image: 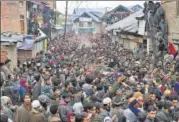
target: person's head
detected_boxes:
[28,69,33,75]
[34,74,41,82]
[103,97,112,111]
[50,104,59,115]
[149,92,156,102]
[0,114,8,122]
[146,105,157,119]
[67,112,76,122]
[23,94,31,105]
[84,102,96,115]
[65,82,70,91]
[31,100,41,112]
[53,86,61,97]
[129,99,140,108]
[137,96,144,107]
[62,93,71,103]
[156,101,164,110]
[172,96,179,107]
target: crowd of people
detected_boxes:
[1,32,179,122]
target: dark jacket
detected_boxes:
[59,100,72,122]
[155,110,170,122]
[32,82,41,100]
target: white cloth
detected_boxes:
[73,102,83,114]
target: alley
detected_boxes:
[1,1,179,122]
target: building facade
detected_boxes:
[162,1,179,48]
[73,12,102,34]
[1,1,27,34]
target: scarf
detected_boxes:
[129,101,141,117]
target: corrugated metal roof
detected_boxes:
[67,14,80,21]
[91,12,104,18]
[73,8,106,15]
[86,12,101,22]
[17,29,47,50]
[127,5,143,13]
[106,10,144,34]
[74,12,102,23]
[1,33,24,43]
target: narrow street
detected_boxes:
[1,1,179,122]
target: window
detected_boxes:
[20,20,25,34]
[177,1,179,16]
[19,1,23,6]
[20,15,24,19]
[20,15,25,34]
[88,22,92,27]
[79,22,84,27]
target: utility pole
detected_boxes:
[54,0,57,25]
[64,0,68,41]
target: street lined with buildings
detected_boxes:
[1,1,179,122]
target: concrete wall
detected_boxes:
[113,33,143,50]
[32,41,44,57]
[162,1,179,48]
[94,22,102,34]
[1,44,17,70]
[17,50,32,63]
[73,21,102,34]
[46,1,55,9]
[1,1,27,34]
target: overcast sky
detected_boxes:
[56,1,145,14]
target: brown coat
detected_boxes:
[15,105,30,122]
[29,111,47,122]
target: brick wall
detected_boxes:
[1,45,17,70]
[17,50,32,63]
[162,1,179,39]
[47,1,55,9]
[1,1,27,34]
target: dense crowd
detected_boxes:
[1,32,179,122]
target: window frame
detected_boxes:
[88,22,92,27]
[19,1,24,6]
[177,1,179,17]
[79,22,84,27]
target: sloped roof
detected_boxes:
[127,4,143,13]
[73,8,106,15]
[74,12,102,23]
[106,10,144,34]
[1,33,24,44]
[102,5,132,21]
[91,12,104,18]
[112,5,132,13]
[17,29,47,50]
[67,14,80,21]
[87,12,101,22]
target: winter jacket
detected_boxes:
[29,110,47,122]
[41,84,53,98]
[155,110,170,122]
[15,105,30,122]
[123,108,138,122]
[59,100,72,122]
[144,118,155,122]
[32,82,41,100]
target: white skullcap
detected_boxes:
[32,100,40,109]
[103,97,112,105]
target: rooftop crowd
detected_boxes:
[1,32,179,122]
